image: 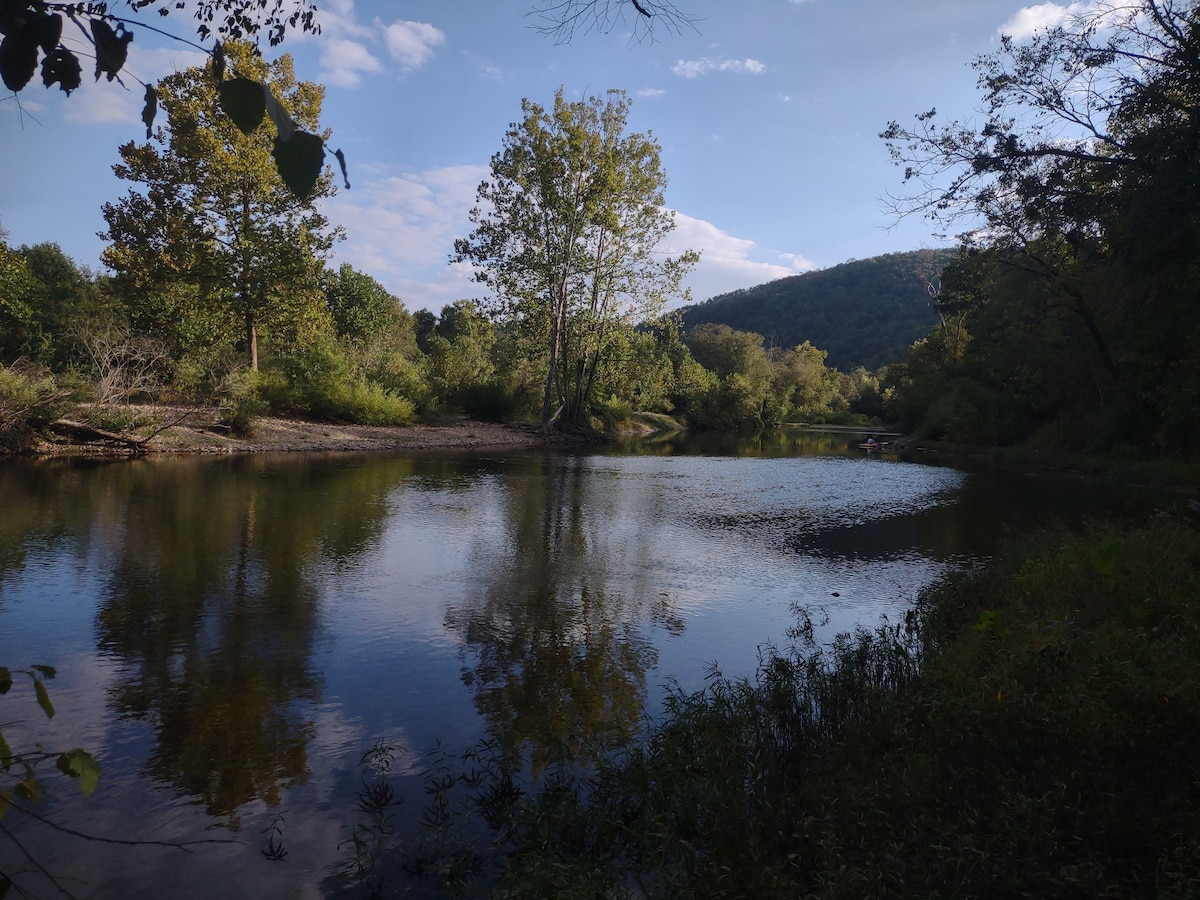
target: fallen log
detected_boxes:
[47,419,147,454]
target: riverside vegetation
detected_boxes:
[322,514,1200,898]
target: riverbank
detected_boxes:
[21,405,553,456]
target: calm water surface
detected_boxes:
[0,431,1155,897]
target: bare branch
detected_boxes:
[527,0,700,45]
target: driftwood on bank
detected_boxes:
[47,419,148,454]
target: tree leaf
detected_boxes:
[334,148,350,189]
[0,789,11,821]
[211,40,225,84]
[0,31,39,93]
[219,77,266,134]
[0,730,12,771]
[14,773,44,803]
[90,19,133,83]
[32,676,55,719]
[264,88,295,141]
[33,12,63,54]
[0,667,10,694]
[41,46,82,94]
[142,83,158,138]
[57,749,102,798]
[272,131,325,200]
[30,665,56,679]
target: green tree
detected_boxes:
[0,240,111,368]
[453,88,698,428]
[882,0,1200,451]
[421,301,498,410]
[101,43,341,371]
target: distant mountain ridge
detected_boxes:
[680,248,955,371]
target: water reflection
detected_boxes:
[2,455,421,817]
[0,440,1165,898]
[446,456,674,774]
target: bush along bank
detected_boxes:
[353,514,1200,898]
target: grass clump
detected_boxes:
[378,514,1200,897]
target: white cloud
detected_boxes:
[638,87,666,98]
[672,57,766,79]
[320,38,383,88]
[999,2,1093,39]
[322,178,817,312]
[320,164,487,311]
[381,20,447,70]
[664,212,817,303]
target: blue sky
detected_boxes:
[1,0,1081,312]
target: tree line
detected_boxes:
[1,44,877,451]
[881,0,1200,456]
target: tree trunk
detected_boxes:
[246,311,258,371]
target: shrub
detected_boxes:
[0,362,68,451]
[218,368,268,437]
[591,394,633,431]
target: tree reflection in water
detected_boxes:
[94,455,401,817]
[446,454,681,776]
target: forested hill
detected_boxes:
[679,248,954,371]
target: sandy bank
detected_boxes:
[23,406,551,456]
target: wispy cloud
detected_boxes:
[664,212,817,303]
[672,57,766,79]
[637,87,666,97]
[308,3,446,85]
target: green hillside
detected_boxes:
[679,249,953,371]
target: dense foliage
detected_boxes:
[883,0,1200,455]
[680,249,949,372]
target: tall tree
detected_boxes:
[881,0,1200,451]
[101,43,341,370]
[454,88,697,428]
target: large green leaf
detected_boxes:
[142,84,158,138]
[41,46,82,94]
[0,31,38,92]
[219,77,266,135]
[90,19,132,83]
[0,667,10,694]
[57,749,101,799]
[32,676,54,719]
[0,730,11,771]
[273,131,325,200]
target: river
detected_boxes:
[0,430,1155,897]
